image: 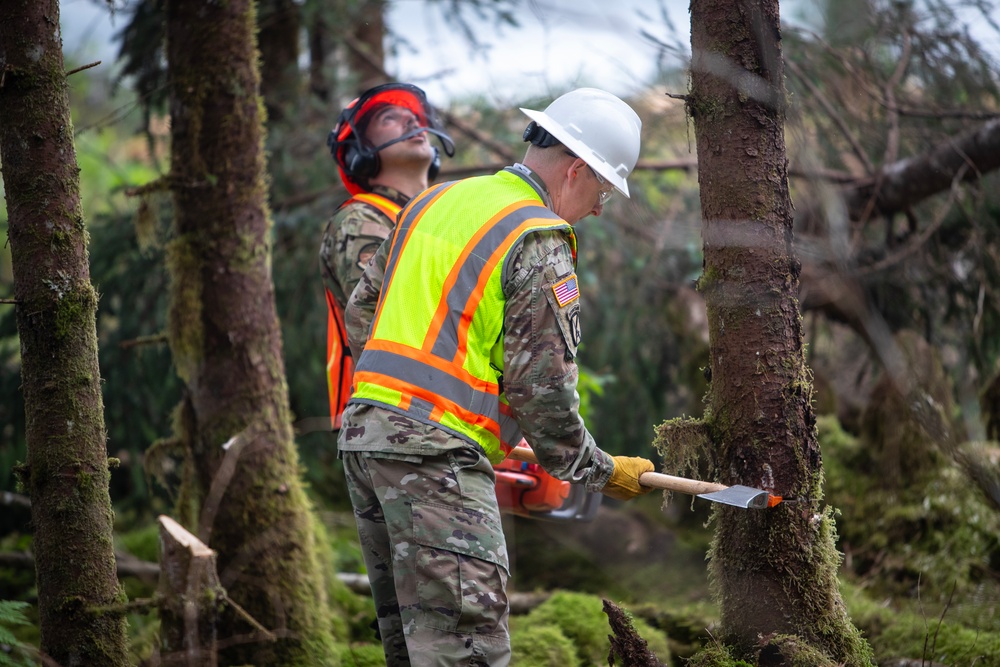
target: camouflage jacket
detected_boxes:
[319,185,410,310]
[339,166,615,493]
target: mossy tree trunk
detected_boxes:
[257,0,301,123]
[163,1,335,664]
[0,2,130,665]
[688,1,872,665]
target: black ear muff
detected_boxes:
[427,146,441,182]
[327,129,339,160]
[342,141,380,181]
[523,120,561,148]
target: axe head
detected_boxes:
[697,485,771,509]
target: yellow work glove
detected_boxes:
[603,456,656,501]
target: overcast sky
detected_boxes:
[59,0,998,106]
[58,0,691,104]
[383,0,689,103]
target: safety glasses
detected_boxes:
[564,149,615,206]
[587,166,615,205]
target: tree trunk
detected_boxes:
[689,1,872,665]
[0,2,130,665]
[257,0,301,123]
[163,0,335,664]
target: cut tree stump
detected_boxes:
[156,515,224,667]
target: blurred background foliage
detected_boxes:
[3,0,1000,663]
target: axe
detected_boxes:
[505,446,798,509]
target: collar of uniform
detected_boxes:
[503,163,553,209]
[368,184,411,207]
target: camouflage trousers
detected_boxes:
[342,448,511,667]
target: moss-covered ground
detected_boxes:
[3,411,999,666]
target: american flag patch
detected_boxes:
[552,274,580,307]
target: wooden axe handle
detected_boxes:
[504,446,728,495]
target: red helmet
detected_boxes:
[327,82,454,195]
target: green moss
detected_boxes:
[653,416,713,488]
[164,234,204,383]
[53,285,96,340]
[523,591,670,667]
[685,643,754,667]
[126,612,159,666]
[687,91,728,124]
[633,601,718,661]
[763,634,842,667]
[511,624,580,666]
[331,642,382,667]
[820,415,1000,606]
[116,523,160,563]
[842,582,1000,666]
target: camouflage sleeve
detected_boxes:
[319,203,394,309]
[344,233,391,360]
[502,230,615,493]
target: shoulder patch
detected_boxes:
[359,220,392,239]
[551,274,580,307]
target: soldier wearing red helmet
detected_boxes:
[320,83,454,429]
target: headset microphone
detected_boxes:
[370,126,456,157]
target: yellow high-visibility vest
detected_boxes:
[350,170,576,463]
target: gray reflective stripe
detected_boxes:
[429,204,563,359]
[499,412,522,447]
[355,348,501,422]
[408,396,437,422]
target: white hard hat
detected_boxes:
[521,88,641,198]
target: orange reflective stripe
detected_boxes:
[325,288,355,429]
[349,192,402,219]
[353,369,503,440]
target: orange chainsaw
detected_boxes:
[493,440,601,522]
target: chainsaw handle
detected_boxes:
[504,446,728,495]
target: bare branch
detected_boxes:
[66,61,101,77]
[2,491,31,508]
[119,333,169,350]
[844,118,1000,220]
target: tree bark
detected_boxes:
[163,0,335,664]
[689,1,872,665]
[0,1,130,665]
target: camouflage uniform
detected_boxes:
[319,184,410,310]
[339,165,614,666]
